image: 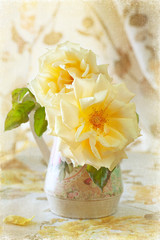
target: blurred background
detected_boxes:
[0,0,160,159]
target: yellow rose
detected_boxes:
[29,42,111,106]
[46,74,140,171]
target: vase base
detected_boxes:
[46,193,121,219]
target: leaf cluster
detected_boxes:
[5,88,47,137]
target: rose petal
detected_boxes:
[115,83,135,103]
[109,117,139,141]
[55,116,76,142]
[98,64,112,82]
[111,102,136,118]
[75,124,93,142]
[107,126,128,146]
[86,50,98,73]
[60,99,79,129]
[76,129,93,142]
[82,64,90,77]
[73,141,98,166]
[79,97,95,110]
[106,100,125,115]
[94,74,110,93]
[100,150,127,171]
[97,135,121,149]
[58,139,74,160]
[73,77,96,100]
[3,215,35,226]
[89,137,101,159]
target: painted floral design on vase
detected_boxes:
[44,137,123,219]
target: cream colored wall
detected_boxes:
[0,0,159,156]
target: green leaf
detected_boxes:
[12,88,35,107]
[34,107,48,137]
[4,87,48,136]
[58,161,74,181]
[65,162,73,174]
[136,112,139,123]
[5,87,36,131]
[86,165,110,191]
[5,101,35,131]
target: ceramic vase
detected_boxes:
[44,138,123,219]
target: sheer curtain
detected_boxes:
[0,0,159,156]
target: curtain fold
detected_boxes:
[0,0,159,155]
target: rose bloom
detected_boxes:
[29,42,111,106]
[45,74,140,171]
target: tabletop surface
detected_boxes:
[0,147,160,240]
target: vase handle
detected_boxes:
[29,111,50,164]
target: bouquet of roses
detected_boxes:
[5,42,140,190]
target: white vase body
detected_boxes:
[44,137,123,219]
